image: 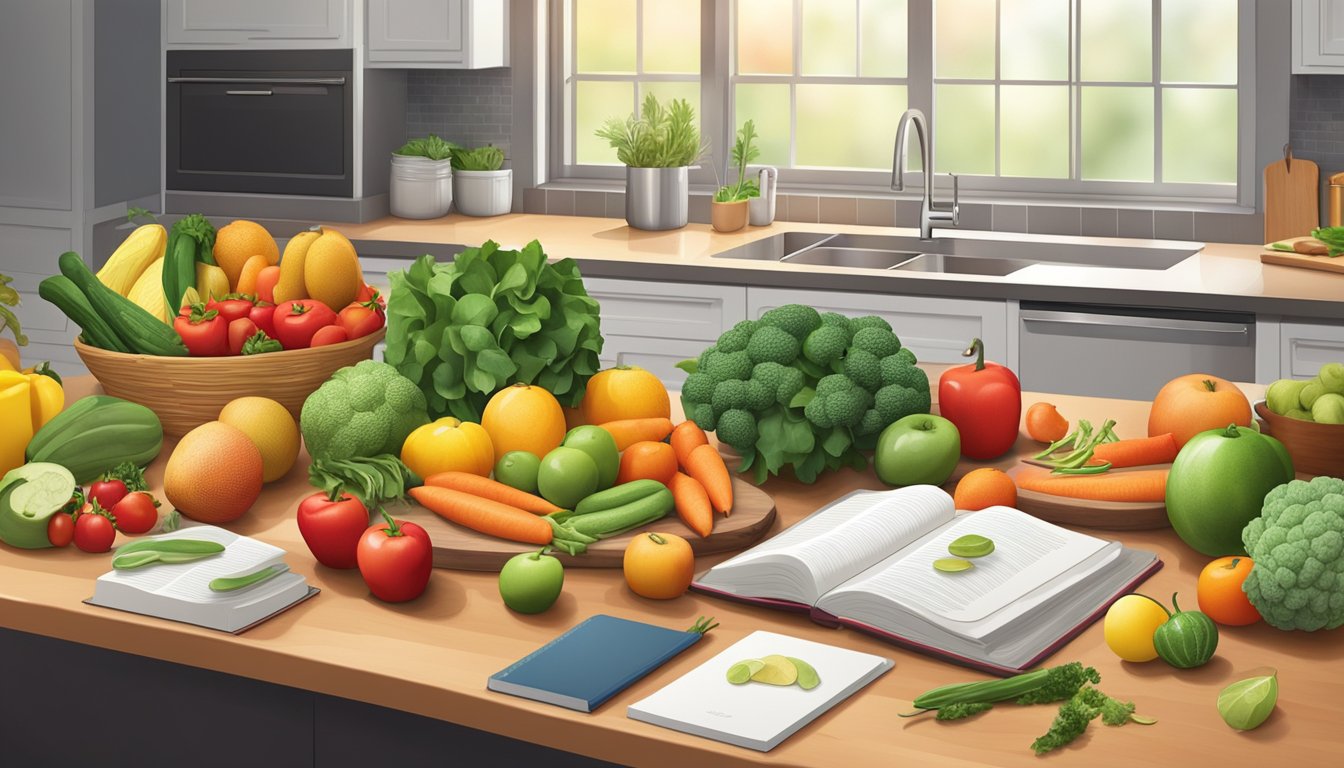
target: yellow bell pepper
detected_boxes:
[25,372,63,430]
[401,417,496,479]
[0,371,34,476]
[0,339,18,371]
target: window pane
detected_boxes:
[576,81,634,165]
[796,84,907,169]
[860,0,907,77]
[1080,0,1151,82]
[644,0,700,74]
[1163,88,1236,183]
[935,0,996,80]
[639,81,701,130]
[1001,85,1069,178]
[1001,0,1069,81]
[934,84,995,175]
[734,84,791,166]
[737,0,794,74]
[801,0,856,76]
[1081,86,1154,181]
[575,0,635,74]
[1162,0,1237,84]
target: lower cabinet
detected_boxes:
[1280,320,1344,379]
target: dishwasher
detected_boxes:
[1017,302,1256,401]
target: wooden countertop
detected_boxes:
[2,376,1340,768]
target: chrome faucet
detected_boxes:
[891,108,959,240]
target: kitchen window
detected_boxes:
[550,0,1255,208]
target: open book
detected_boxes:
[692,485,1160,675]
[88,526,317,634]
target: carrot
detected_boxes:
[685,443,733,515]
[1015,468,1169,503]
[668,472,714,538]
[254,265,281,304]
[598,417,674,451]
[423,471,563,515]
[670,421,709,467]
[408,485,552,545]
[1091,433,1179,468]
[234,254,269,296]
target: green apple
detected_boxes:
[494,451,541,494]
[1320,362,1344,394]
[498,548,565,614]
[1300,378,1326,409]
[1285,408,1315,422]
[536,446,599,509]
[562,425,620,490]
[1265,379,1309,416]
[873,414,961,487]
[1311,392,1344,424]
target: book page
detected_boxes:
[97,526,287,604]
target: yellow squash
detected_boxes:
[127,257,170,322]
[97,223,167,296]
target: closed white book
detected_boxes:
[627,630,892,752]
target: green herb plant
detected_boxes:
[308,454,422,511]
[713,120,761,203]
[126,207,158,224]
[0,272,26,347]
[1309,226,1344,256]
[594,93,706,168]
[451,145,506,171]
[395,134,459,161]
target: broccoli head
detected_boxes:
[744,379,775,411]
[848,315,892,335]
[805,375,869,429]
[712,378,748,415]
[819,311,854,339]
[301,360,429,461]
[715,325,752,354]
[895,347,918,366]
[843,348,882,392]
[851,326,902,359]
[1242,476,1344,631]
[704,349,752,384]
[760,304,822,340]
[802,325,850,367]
[681,372,715,405]
[747,324,802,365]
[875,383,931,423]
[880,354,929,391]
[716,408,759,450]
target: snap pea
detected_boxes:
[209,565,286,593]
[111,551,162,570]
[572,480,666,517]
[563,487,673,539]
[113,538,225,557]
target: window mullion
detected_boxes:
[1071,0,1081,182]
[1153,0,1163,184]
[907,0,934,178]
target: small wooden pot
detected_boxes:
[1255,401,1344,478]
[711,199,749,233]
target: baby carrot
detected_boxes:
[423,471,563,515]
[685,443,733,515]
[670,421,709,467]
[668,472,714,538]
[1015,468,1169,503]
[408,485,552,545]
[598,417,674,451]
[1091,433,1179,468]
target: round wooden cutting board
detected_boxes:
[1008,464,1171,531]
[398,477,777,571]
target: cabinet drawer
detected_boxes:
[585,278,747,342]
[166,0,351,47]
[1281,321,1344,379]
[598,336,708,389]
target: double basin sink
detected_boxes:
[710,232,1202,276]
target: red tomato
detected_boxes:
[111,492,160,535]
[339,302,385,339]
[249,301,277,338]
[174,303,229,357]
[310,324,348,347]
[228,317,259,356]
[273,300,338,350]
[356,513,432,602]
[47,513,74,547]
[88,479,128,511]
[207,296,255,324]
[355,283,385,310]
[296,492,369,569]
[74,510,116,553]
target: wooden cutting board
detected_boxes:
[1260,237,1344,275]
[1263,149,1319,243]
[1007,464,1170,531]
[400,477,777,571]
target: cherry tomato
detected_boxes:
[339,302,385,339]
[227,317,259,356]
[249,300,277,338]
[1197,556,1262,626]
[310,324,348,347]
[174,302,229,357]
[207,296,255,324]
[47,513,74,548]
[296,492,369,569]
[111,492,160,535]
[74,510,116,553]
[356,512,432,602]
[88,479,128,511]
[273,300,338,350]
[355,284,385,310]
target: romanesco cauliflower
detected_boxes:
[1241,476,1344,631]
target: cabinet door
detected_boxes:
[0,222,86,372]
[1294,0,1344,72]
[0,0,72,210]
[166,0,350,47]
[746,287,1008,367]
[367,0,465,64]
[584,278,748,388]
[1280,320,1344,379]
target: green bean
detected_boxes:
[1033,431,1078,460]
[113,538,226,557]
[112,551,162,570]
[1051,462,1113,476]
[209,565,285,593]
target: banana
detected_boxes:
[127,257,169,322]
[97,224,167,296]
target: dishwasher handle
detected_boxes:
[1020,309,1251,346]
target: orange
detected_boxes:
[1148,373,1251,448]
[163,421,264,523]
[581,366,670,425]
[1025,402,1069,443]
[480,384,567,463]
[1197,556,1262,626]
[616,441,678,485]
[623,532,694,600]
[218,396,301,483]
[953,467,1017,511]
[213,220,279,290]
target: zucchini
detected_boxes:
[26,395,164,483]
[162,229,197,316]
[58,251,188,357]
[37,274,130,352]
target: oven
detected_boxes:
[167,49,354,197]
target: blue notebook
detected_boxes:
[488,615,705,712]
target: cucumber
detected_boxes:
[573,479,667,516]
[26,395,164,483]
[58,251,188,356]
[37,274,130,352]
[161,229,197,315]
[565,487,674,538]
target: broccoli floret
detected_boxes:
[704,349,752,384]
[804,396,833,429]
[895,347,917,366]
[716,409,758,450]
[802,325,850,367]
[851,326,902,358]
[1242,476,1344,631]
[716,325,752,354]
[855,408,886,437]
[777,366,805,405]
[744,379,775,411]
[747,325,802,365]
[848,315,892,335]
[874,384,931,423]
[759,304,822,340]
[815,374,853,398]
[301,360,428,461]
[805,375,868,429]
[820,311,853,333]
[688,403,716,432]
[697,344,718,369]
[751,361,785,390]
[681,372,715,405]
[843,348,882,392]
[733,318,759,335]
[880,355,929,391]
[712,379,748,415]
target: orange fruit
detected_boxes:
[235,254,270,297]
[164,421,264,523]
[953,468,1017,511]
[581,366,670,424]
[481,384,567,463]
[623,531,694,600]
[213,220,279,289]
[1025,402,1069,443]
[1197,556,1262,626]
[303,227,364,311]
[218,396,301,483]
[617,441,678,485]
[1148,373,1251,448]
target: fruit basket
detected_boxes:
[1254,400,1344,478]
[75,329,385,438]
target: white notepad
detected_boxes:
[627,630,892,752]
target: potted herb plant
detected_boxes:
[390,134,457,219]
[595,93,706,231]
[451,145,512,217]
[711,120,760,233]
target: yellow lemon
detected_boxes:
[218,397,301,483]
[1104,594,1171,662]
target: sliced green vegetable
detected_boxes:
[1217,672,1277,731]
[308,454,421,510]
[727,659,765,684]
[209,565,286,593]
[787,656,821,690]
[948,534,995,558]
[933,557,974,573]
[113,538,225,557]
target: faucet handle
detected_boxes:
[947,173,960,226]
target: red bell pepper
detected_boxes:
[296,491,369,569]
[273,299,338,350]
[937,338,1021,460]
[173,303,229,357]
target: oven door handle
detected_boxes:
[167,77,347,86]
[225,89,273,96]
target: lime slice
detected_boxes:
[750,655,799,686]
[934,557,974,573]
[786,657,820,690]
[948,534,995,558]
[726,659,765,684]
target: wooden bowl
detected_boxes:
[1254,400,1344,478]
[75,329,385,438]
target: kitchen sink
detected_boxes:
[782,247,923,270]
[891,253,1038,276]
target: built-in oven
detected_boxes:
[167,49,353,197]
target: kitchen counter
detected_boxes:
[314,213,1344,321]
[2,376,1340,767]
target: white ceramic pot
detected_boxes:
[389,154,453,219]
[453,169,513,217]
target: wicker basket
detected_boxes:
[75,329,386,438]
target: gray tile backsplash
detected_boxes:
[1117,209,1155,239]
[992,205,1028,233]
[1027,206,1081,236]
[1154,210,1194,241]
[406,69,513,156]
[1081,208,1119,237]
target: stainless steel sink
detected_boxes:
[892,253,1038,276]
[783,247,923,270]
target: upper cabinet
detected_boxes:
[366,0,506,68]
[165,0,352,48]
[1294,0,1344,73]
